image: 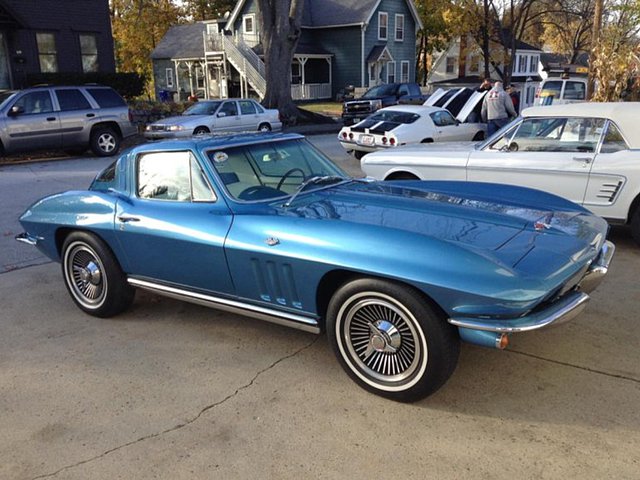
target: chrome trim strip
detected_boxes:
[127,278,320,334]
[448,291,590,333]
[15,232,42,246]
[578,240,615,294]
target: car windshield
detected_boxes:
[362,84,398,98]
[0,90,17,110]
[477,117,522,150]
[368,110,420,124]
[183,101,222,116]
[207,138,348,202]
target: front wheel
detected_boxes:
[258,123,272,132]
[327,278,460,402]
[61,232,135,317]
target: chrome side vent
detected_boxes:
[596,181,623,203]
[251,258,302,309]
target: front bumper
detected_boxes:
[448,240,615,334]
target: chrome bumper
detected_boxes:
[15,232,42,246]
[448,240,615,334]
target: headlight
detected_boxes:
[167,125,185,132]
[145,125,153,131]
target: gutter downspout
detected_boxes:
[361,23,366,88]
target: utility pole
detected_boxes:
[588,0,603,99]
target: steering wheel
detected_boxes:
[276,168,306,190]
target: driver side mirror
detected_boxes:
[217,112,227,118]
[8,105,24,117]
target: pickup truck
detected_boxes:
[342,83,427,125]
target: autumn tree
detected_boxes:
[182,0,236,21]
[414,0,454,84]
[256,0,305,123]
[110,0,184,96]
[540,0,595,63]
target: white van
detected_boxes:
[536,77,588,105]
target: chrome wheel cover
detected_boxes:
[97,133,116,153]
[64,242,107,309]
[336,292,428,391]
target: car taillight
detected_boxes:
[342,132,348,139]
[389,137,396,146]
[348,132,354,140]
[382,137,388,144]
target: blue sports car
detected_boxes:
[16,133,614,401]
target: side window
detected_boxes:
[509,117,604,153]
[430,111,457,127]
[85,88,126,108]
[239,100,257,115]
[600,122,629,154]
[564,81,586,100]
[219,101,238,116]
[539,81,563,102]
[137,151,215,202]
[13,91,54,114]
[55,89,91,111]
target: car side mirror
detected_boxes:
[8,105,24,117]
[217,112,226,118]
[455,119,461,126]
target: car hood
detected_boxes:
[151,115,206,126]
[282,180,607,269]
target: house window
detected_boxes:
[395,14,404,41]
[518,55,527,73]
[243,14,255,34]
[445,57,456,74]
[401,61,410,82]
[196,65,205,89]
[166,68,174,88]
[529,55,538,73]
[36,32,58,73]
[79,34,99,73]
[378,12,388,40]
[469,55,480,74]
[387,61,396,83]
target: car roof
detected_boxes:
[131,132,304,154]
[522,102,640,148]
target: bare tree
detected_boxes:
[257,0,305,123]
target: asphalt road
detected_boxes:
[1,137,639,479]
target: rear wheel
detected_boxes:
[327,278,460,402]
[385,172,419,181]
[472,131,485,141]
[90,127,121,156]
[258,123,272,132]
[61,232,134,317]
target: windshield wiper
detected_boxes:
[283,175,348,208]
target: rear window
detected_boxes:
[85,88,126,108]
[540,81,563,100]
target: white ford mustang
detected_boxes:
[361,102,640,244]
[338,104,487,159]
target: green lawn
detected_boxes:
[299,102,343,117]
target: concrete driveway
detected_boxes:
[0,139,638,479]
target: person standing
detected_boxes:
[481,81,516,136]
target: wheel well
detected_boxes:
[628,193,640,224]
[384,171,419,180]
[315,270,448,330]
[420,138,434,143]
[194,126,210,133]
[91,121,122,138]
[472,131,485,141]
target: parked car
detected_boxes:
[342,82,428,125]
[144,98,281,139]
[16,133,614,402]
[536,77,588,105]
[361,102,640,243]
[0,85,135,157]
[338,105,486,159]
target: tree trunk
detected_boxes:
[258,0,304,124]
[482,0,491,79]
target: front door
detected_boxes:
[3,90,61,152]
[215,100,242,132]
[115,150,235,295]
[467,116,604,206]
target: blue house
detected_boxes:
[150,0,422,101]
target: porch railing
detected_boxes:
[291,83,332,100]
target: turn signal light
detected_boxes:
[497,333,509,350]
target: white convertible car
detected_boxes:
[361,102,640,243]
[338,104,486,159]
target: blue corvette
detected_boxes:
[17,133,614,401]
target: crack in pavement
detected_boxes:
[509,349,640,383]
[31,336,321,480]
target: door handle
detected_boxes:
[117,214,140,223]
[573,156,592,164]
[46,117,56,122]
[86,113,95,118]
